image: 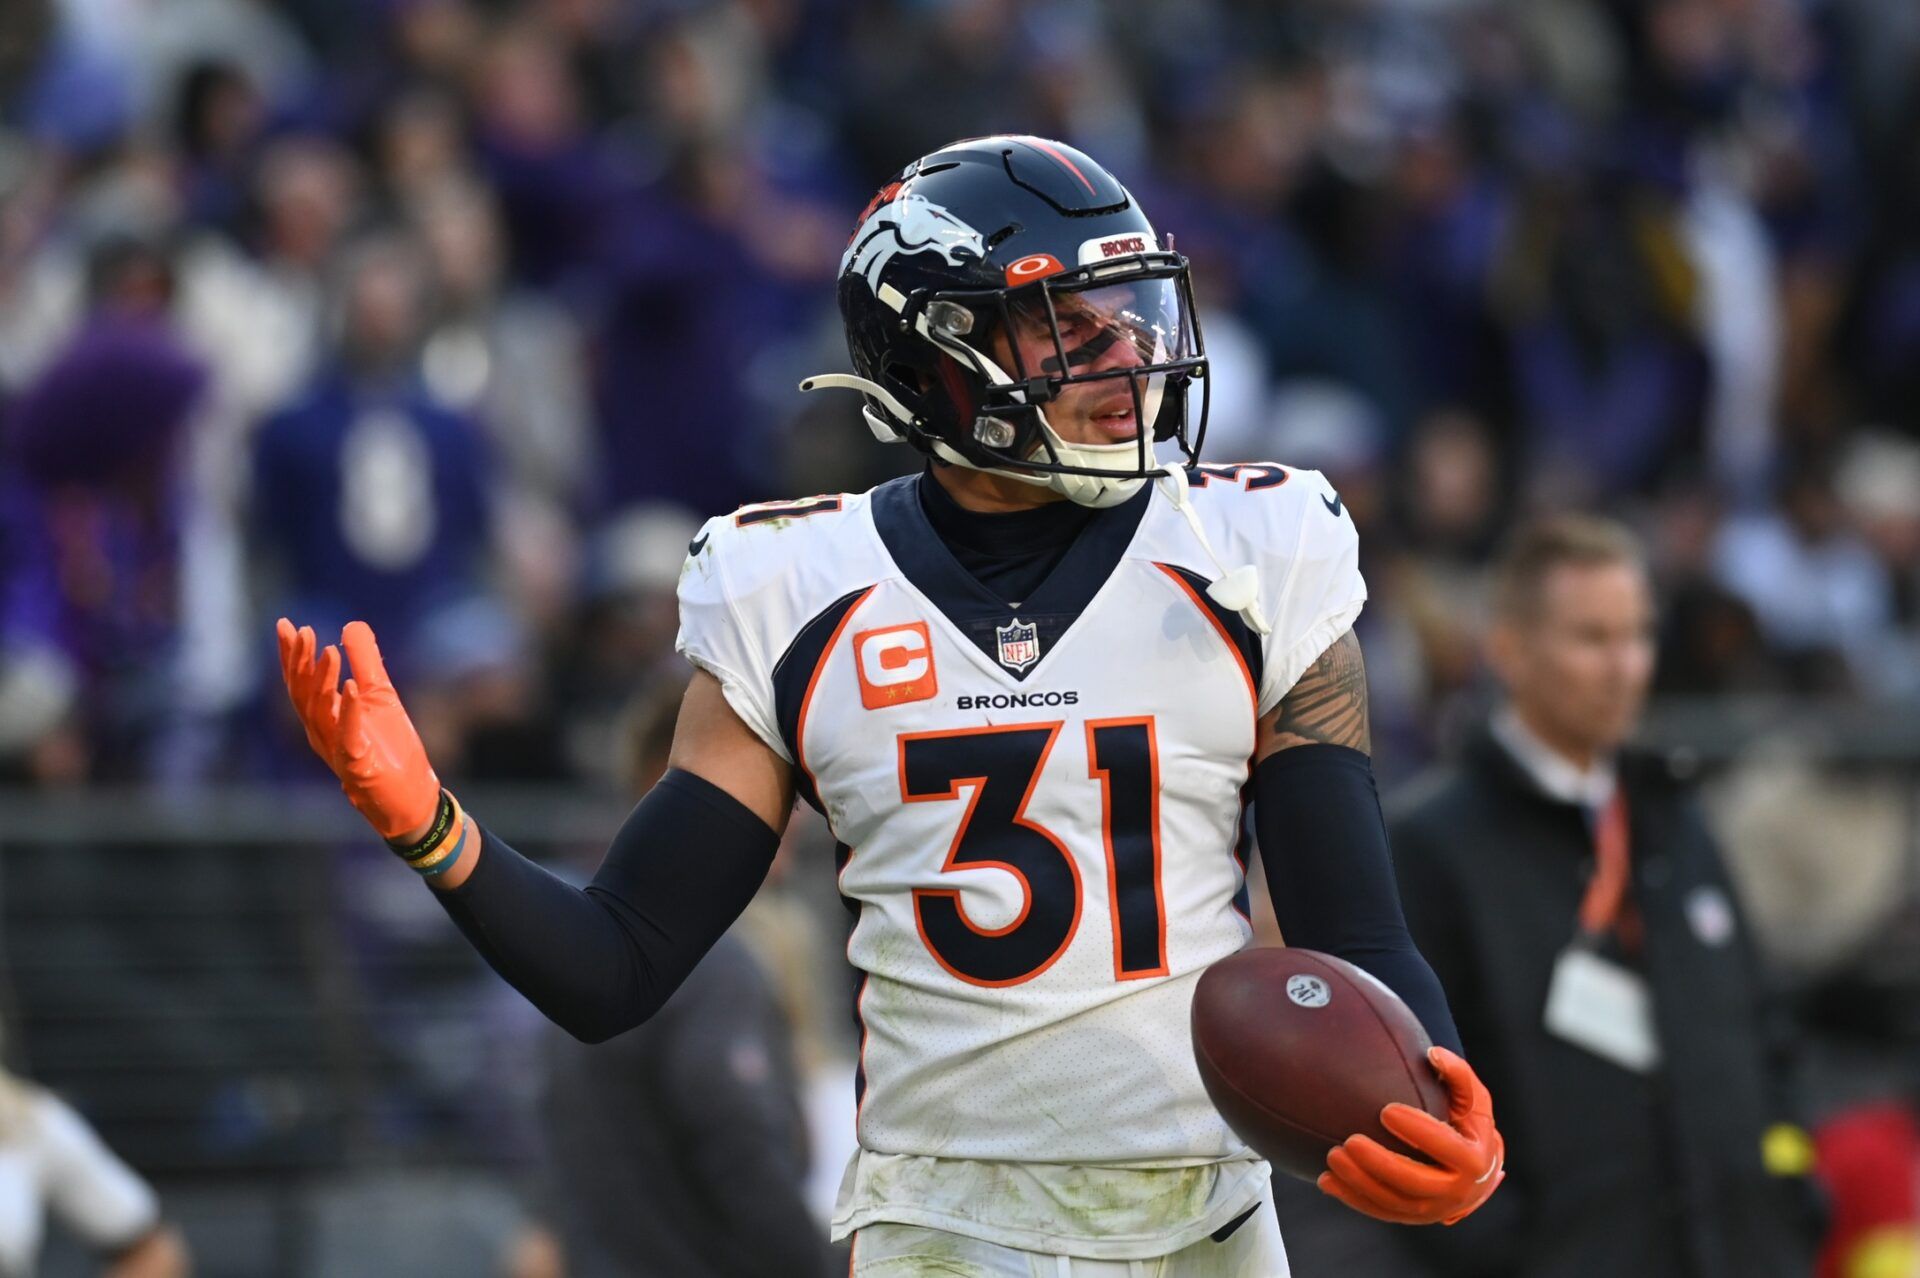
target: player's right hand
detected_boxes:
[277,618,441,841]
[1318,1046,1505,1226]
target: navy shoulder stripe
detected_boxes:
[1157,562,1263,695]
[770,586,873,813]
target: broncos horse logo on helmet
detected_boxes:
[802,135,1211,509]
[845,192,990,293]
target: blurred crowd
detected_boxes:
[4,0,1920,1269]
[4,0,1920,795]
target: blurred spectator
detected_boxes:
[178,134,361,416]
[170,59,265,236]
[251,228,497,694]
[126,0,313,126]
[0,1061,189,1277]
[372,87,470,211]
[1494,166,1711,504]
[1711,459,1901,693]
[0,232,208,780]
[1648,481,1782,696]
[1387,516,1821,1277]
[468,18,602,292]
[1834,433,1920,691]
[549,502,703,784]
[411,177,591,634]
[1369,408,1508,770]
[1681,155,1781,502]
[584,13,850,522]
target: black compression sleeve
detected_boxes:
[435,769,779,1043]
[1253,744,1463,1055]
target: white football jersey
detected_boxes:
[676,464,1364,1254]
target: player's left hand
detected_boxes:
[1317,1046,1505,1226]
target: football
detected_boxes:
[1191,947,1452,1181]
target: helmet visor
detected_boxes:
[996,276,1194,386]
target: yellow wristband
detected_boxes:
[412,815,472,877]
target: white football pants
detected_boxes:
[848,1201,1289,1278]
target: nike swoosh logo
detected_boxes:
[1322,492,1344,518]
[688,533,709,556]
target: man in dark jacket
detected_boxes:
[1387,515,1819,1278]
[535,932,830,1278]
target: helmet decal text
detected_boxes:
[1078,232,1156,264]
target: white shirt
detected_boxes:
[0,1088,159,1278]
[1491,705,1617,814]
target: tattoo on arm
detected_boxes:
[1265,629,1371,755]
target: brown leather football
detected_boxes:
[1191,947,1451,1181]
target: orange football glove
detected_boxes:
[276,618,440,841]
[1318,1046,1506,1226]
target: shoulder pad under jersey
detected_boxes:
[1155,462,1366,714]
[675,491,887,760]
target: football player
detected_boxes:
[279,136,1503,1276]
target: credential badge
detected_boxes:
[995,618,1041,672]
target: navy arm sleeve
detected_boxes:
[434,768,779,1043]
[1253,743,1463,1055]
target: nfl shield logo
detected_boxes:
[995,618,1041,672]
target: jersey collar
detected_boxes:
[869,473,1152,681]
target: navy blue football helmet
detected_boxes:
[802,135,1209,507]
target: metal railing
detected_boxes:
[0,785,633,1277]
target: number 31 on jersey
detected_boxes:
[901,718,1166,989]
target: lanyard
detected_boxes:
[1577,789,1638,946]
